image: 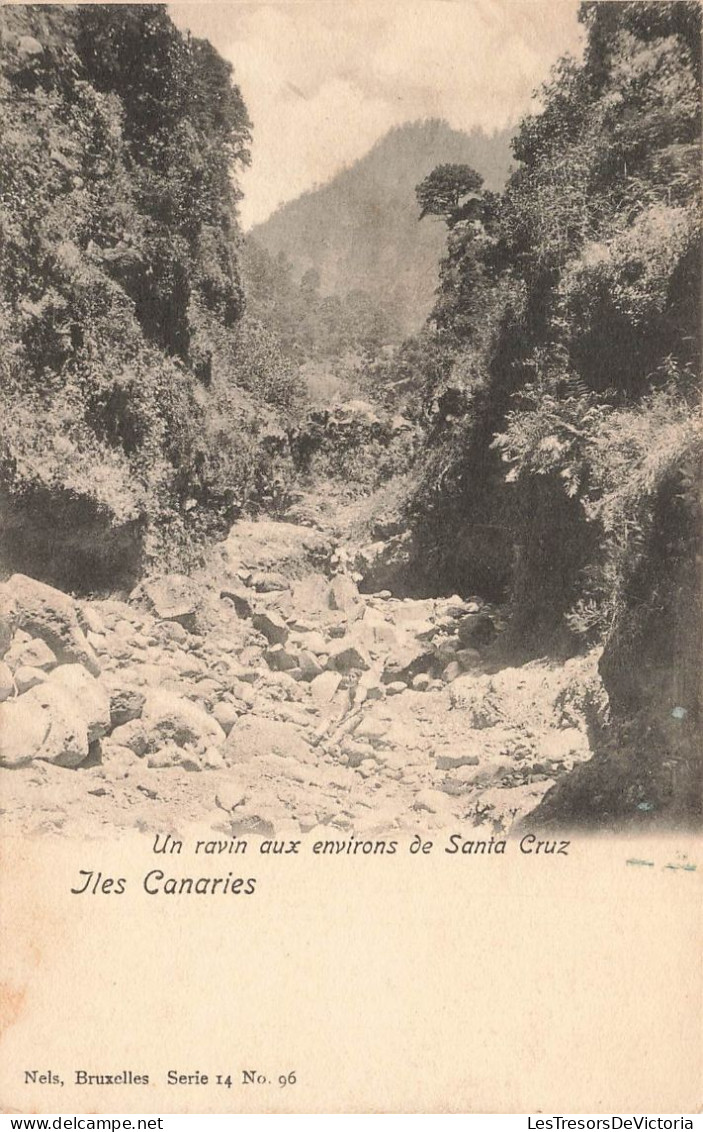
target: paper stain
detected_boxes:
[0,982,27,1041]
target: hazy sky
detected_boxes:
[169,1,585,229]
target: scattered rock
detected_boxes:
[225,717,312,764]
[109,720,150,757]
[413,789,450,814]
[327,638,371,672]
[220,586,254,618]
[328,575,360,613]
[264,644,299,671]
[310,671,342,704]
[141,689,226,749]
[3,574,101,675]
[252,610,289,645]
[411,673,431,691]
[0,661,14,702]
[6,636,58,672]
[435,748,481,770]
[109,688,146,728]
[212,701,239,735]
[20,682,90,768]
[0,697,48,767]
[251,571,290,593]
[442,661,463,683]
[48,664,111,742]
[133,574,203,628]
[297,650,323,680]
[154,621,188,644]
[457,612,496,648]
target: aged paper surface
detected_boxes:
[1,833,702,1113]
[0,0,701,1116]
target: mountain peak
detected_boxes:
[250,119,514,334]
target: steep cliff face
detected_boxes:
[0,5,298,589]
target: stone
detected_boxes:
[328,575,360,613]
[435,749,481,771]
[0,696,48,767]
[78,605,107,636]
[134,574,203,627]
[13,665,47,695]
[17,35,44,58]
[327,638,371,672]
[296,629,328,656]
[141,689,226,750]
[442,661,463,684]
[212,701,239,735]
[251,571,289,592]
[146,746,181,770]
[252,610,289,646]
[220,586,254,618]
[264,644,299,672]
[109,688,146,728]
[391,600,435,624]
[310,671,342,704]
[357,669,385,702]
[411,673,431,691]
[457,612,496,648]
[353,609,399,652]
[202,747,226,770]
[412,789,450,813]
[381,638,432,683]
[48,665,111,742]
[0,661,14,702]
[19,682,90,768]
[354,718,388,745]
[297,650,323,680]
[6,636,58,672]
[456,648,482,670]
[386,681,407,695]
[155,621,188,644]
[3,574,100,675]
[225,716,313,764]
[109,720,149,757]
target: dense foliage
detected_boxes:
[397,1,701,818]
[0,4,301,588]
[250,119,514,338]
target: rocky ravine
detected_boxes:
[0,519,605,841]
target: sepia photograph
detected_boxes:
[0,0,700,1116]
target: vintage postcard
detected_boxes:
[0,0,700,1116]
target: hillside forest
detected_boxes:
[0,2,700,831]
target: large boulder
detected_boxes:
[2,574,101,675]
[131,574,204,629]
[140,689,226,750]
[48,665,111,742]
[0,682,90,768]
[0,696,48,767]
